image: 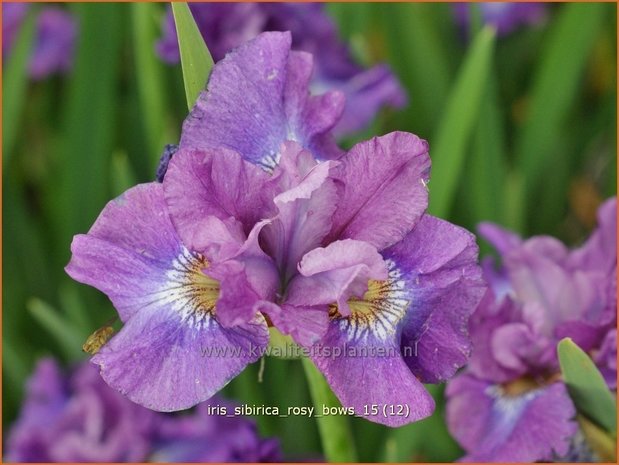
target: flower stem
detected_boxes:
[301,358,358,462]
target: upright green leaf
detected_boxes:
[468,68,508,229]
[379,3,454,136]
[49,3,123,267]
[302,358,358,462]
[558,338,617,435]
[428,27,496,218]
[2,9,35,162]
[171,2,213,110]
[28,298,84,361]
[514,3,604,226]
[131,3,170,167]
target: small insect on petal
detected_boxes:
[83,325,115,355]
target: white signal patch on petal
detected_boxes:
[330,259,410,341]
[161,247,221,329]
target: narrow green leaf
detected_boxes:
[428,27,496,218]
[50,3,123,267]
[515,3,604,224]
[468,68,508,227]
[2,9,35,163]
[380,3,454,135]
[558,338,617,435]
[131,3,171,167]
[27,298,84,361]
[59,283,92,335]
[302,358,358,462]
[171,2,213,110]
[110,150,137,197]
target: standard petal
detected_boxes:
[163,146,274,250]
[287,239,388,316]
[179,31,342,169]
[310,323,435,427]
[384,215,486,383]
[262,141,339,280]
[66,183,188,321]
[446,374,577,462]
[327,131,430,250]
[92,309,268,412]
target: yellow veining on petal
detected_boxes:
[182,253,220,315]
[329,260,411,341]
[162,249,221,328]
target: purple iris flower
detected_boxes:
[446,197,617,462]
[156,2,406,137]
[2,3,76,80]
[453,2,547,37]
[6,358,281,462]
[67,32,485,427]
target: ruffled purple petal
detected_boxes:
[446,374,577,462]
[505,237,607,335]
[66,184,269,410]
[384,214,486,383]
[310,320,435,427]
[66,183,192,321]
[156,3,404,138]
[568,197,617,275]
[287,239,388,316]
[179,31,343,169]
[468,293,526,382]
[163,146,275,249]
[92,307,268,412]
[594,328,617,389]
[262,141,339,281]
[327,131,430,251]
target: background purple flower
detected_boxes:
[2,3,76,80]
[446,197,617,462]
[156,2,406,137]
[6,358,282,462]
[453,2,547,37]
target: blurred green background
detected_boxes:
[2,2,616,461]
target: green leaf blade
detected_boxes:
[514,3,605,227]
[427,26,496,218]
[2,9,36,162]
[558,337,617,435]
[171,2,213,110]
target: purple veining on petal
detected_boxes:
[66,183,269,411]
[447,197,617,461]
[446,374,577,462]
[156,3,406,137]
[178,31,344,168]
